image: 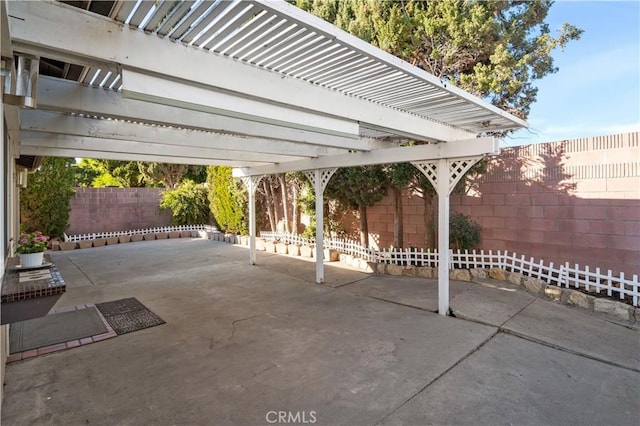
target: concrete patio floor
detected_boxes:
[2,238,639,425]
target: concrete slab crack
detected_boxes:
[227,314,264,344]
[59,251,97,286]
[251,363,277,378]
[373,329,499,425]
[500,328,640,373]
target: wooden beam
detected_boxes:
[20,132,299,164]
[233,137,499,176]
[35,76,385,152]
[21,110,343,159]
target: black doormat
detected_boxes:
[95,298,165,335]
[9,307,107,354]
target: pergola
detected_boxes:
[1,0,527,315]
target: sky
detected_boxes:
[507,0,640,146]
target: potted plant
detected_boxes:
[16,231,49,268]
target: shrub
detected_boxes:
[160,179,210,225]
[449,212,481,251]
[20,157,75,239]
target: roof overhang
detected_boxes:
[3,0,528,174]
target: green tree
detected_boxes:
[20,157,76,238]
[74,159,144,188]
[160,179,210,225]
[206,166,248,234]
[386,162,416,248]
[325,165,388,246]
[137,162,203,189]
[300,0,582,120]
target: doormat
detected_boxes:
[96,298,165,335]
[9,307,107,354]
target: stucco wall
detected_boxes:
[67,188,172,235]
[361,132,640,276]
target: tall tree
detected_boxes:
[206,166,248,234]
[137,162,201,189]
[74,159,144,188]
[325,166,389,246]
[386,162,417,248]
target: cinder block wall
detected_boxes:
[67,188,172,235]
[362,132,640,276]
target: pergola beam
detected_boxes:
[35,76,382,152]
[19,132,298,164]
[122,69,360,140]
[20,110,343,159]
[19,145,248,167]
[7,0,475,143]
[234,137,498,177]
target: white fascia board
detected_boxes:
[36,76,382,152]
[122,69,359,139]
[7,0,475,142]
[21,110,340,159]
[20,132,300,164]
[254,0,528,130]
[233,137,499,177]
[19,145,246,167]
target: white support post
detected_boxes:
[303,168,337,284]
[437,159,450,315]
[241,176,263,265]
[248,180,257,266]
[0,96,4,274]
[412,156,484,316]
[314,169,324,284]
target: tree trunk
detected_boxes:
[262,180,276,231]
[393,187,403,248]
[358,204,369,247]
[278,174,290,233]
[267,178,280,230]
[423,194,436,248]
[291,183,299,234]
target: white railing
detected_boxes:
[259,232,639,306]
[64,224,217,242]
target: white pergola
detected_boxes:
[1,0,527,315]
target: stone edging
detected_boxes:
[50,230,203,251]
[229,239,638,324]
[369,262,639,324]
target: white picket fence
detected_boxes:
[260,231,639,306]
[64,224,217,242]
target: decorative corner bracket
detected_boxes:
[412,156,484,196]
[303,168,337,194]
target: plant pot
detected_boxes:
[19,252,44,268]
